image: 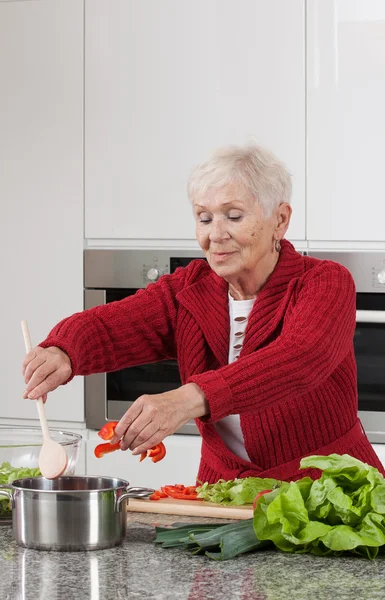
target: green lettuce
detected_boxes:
[0,462,41,517]
[196,477,280,505]
[253,454,385,558]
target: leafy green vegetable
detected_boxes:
[196,477,280,505]
[154,454,385,560]
[154,519,271,560]
[0,462,41,517]
[253,454,385,558]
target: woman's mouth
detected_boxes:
[211,252,235,262]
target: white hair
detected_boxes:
[187,144,292,218]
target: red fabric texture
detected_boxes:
[40,240,385,483]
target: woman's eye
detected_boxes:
[199,217,212,223]
[228,215,242,221]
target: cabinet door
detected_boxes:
[0,0,84,422]
[85,0,305,241]
[372,445,385,469]
[307,0,385,241]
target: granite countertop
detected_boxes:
[1,512,385,600]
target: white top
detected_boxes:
[213,294,256,461]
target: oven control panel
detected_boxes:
[308,251,385,293]
[84,249,204,289]
[142,254,206,286]
[370,261,385,290]
[374,268,385,286]
[142,262,168,284]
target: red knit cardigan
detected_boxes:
[40,240,385,483]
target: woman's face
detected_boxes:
[193,184,290,281]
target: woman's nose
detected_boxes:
[209,218,230,242]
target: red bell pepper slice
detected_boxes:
[98,421,119,441]
[139,442,166,463]
[96,423,166,463]
[95,422,167,463]
[94,442,121,458]
[160,485,199,500]
[252,490,271,510]
[149,490,168,501]
[149,485,199,501]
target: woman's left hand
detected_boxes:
[111,383,209,455]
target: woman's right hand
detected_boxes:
[22,346,72,402]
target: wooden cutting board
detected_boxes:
[127,497,253,520]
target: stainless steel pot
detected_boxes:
[0,476,154,551]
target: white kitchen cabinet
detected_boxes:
[0,0,84,422]
[85,0,306,242]
[372,444,385,469]
[307,0,385,242]
[86,431,202,488]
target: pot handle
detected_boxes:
[0,486,14,509]
[116,486,155,512]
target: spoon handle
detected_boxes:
[21,320,51,441]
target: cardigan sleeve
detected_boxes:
[38,265,195,378]
[187,262,357,422]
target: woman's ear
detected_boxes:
[276,203,292,236]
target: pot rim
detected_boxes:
[7,475,130,493]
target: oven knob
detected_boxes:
[377,269,385,284]
[146,267,161,281]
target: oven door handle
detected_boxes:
[356,310,385,324]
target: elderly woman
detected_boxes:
[22,144,384,483]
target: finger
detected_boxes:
[122,421,159,452]
[131,431,165,457]
[23,354,47,385]
[42,393,48,404]
[118,412,152,451]
[22,348,42,377]
[25,372,62,400]
[23,361,56,397]
[111,399,145,442]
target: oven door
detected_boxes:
[355,297,385,443]
[84,289,198,434]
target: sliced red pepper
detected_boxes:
[150,485,199,501]
[95,425,166,464]
[139,442,166,464]
[253,489,271,510]
[149,490,168,501]
[98,421,119,441]
[160,485,199,500]
[94,441,121,458]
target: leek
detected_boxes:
[154,519,271,560]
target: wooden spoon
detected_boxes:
[21,320,68,479]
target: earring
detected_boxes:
[275,239,281,252]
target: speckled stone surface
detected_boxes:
[1,513,385,600]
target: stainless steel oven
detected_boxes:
[308,251,385,443]
[84,249,204,434]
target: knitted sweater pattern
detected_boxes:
[40,240,385,483]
